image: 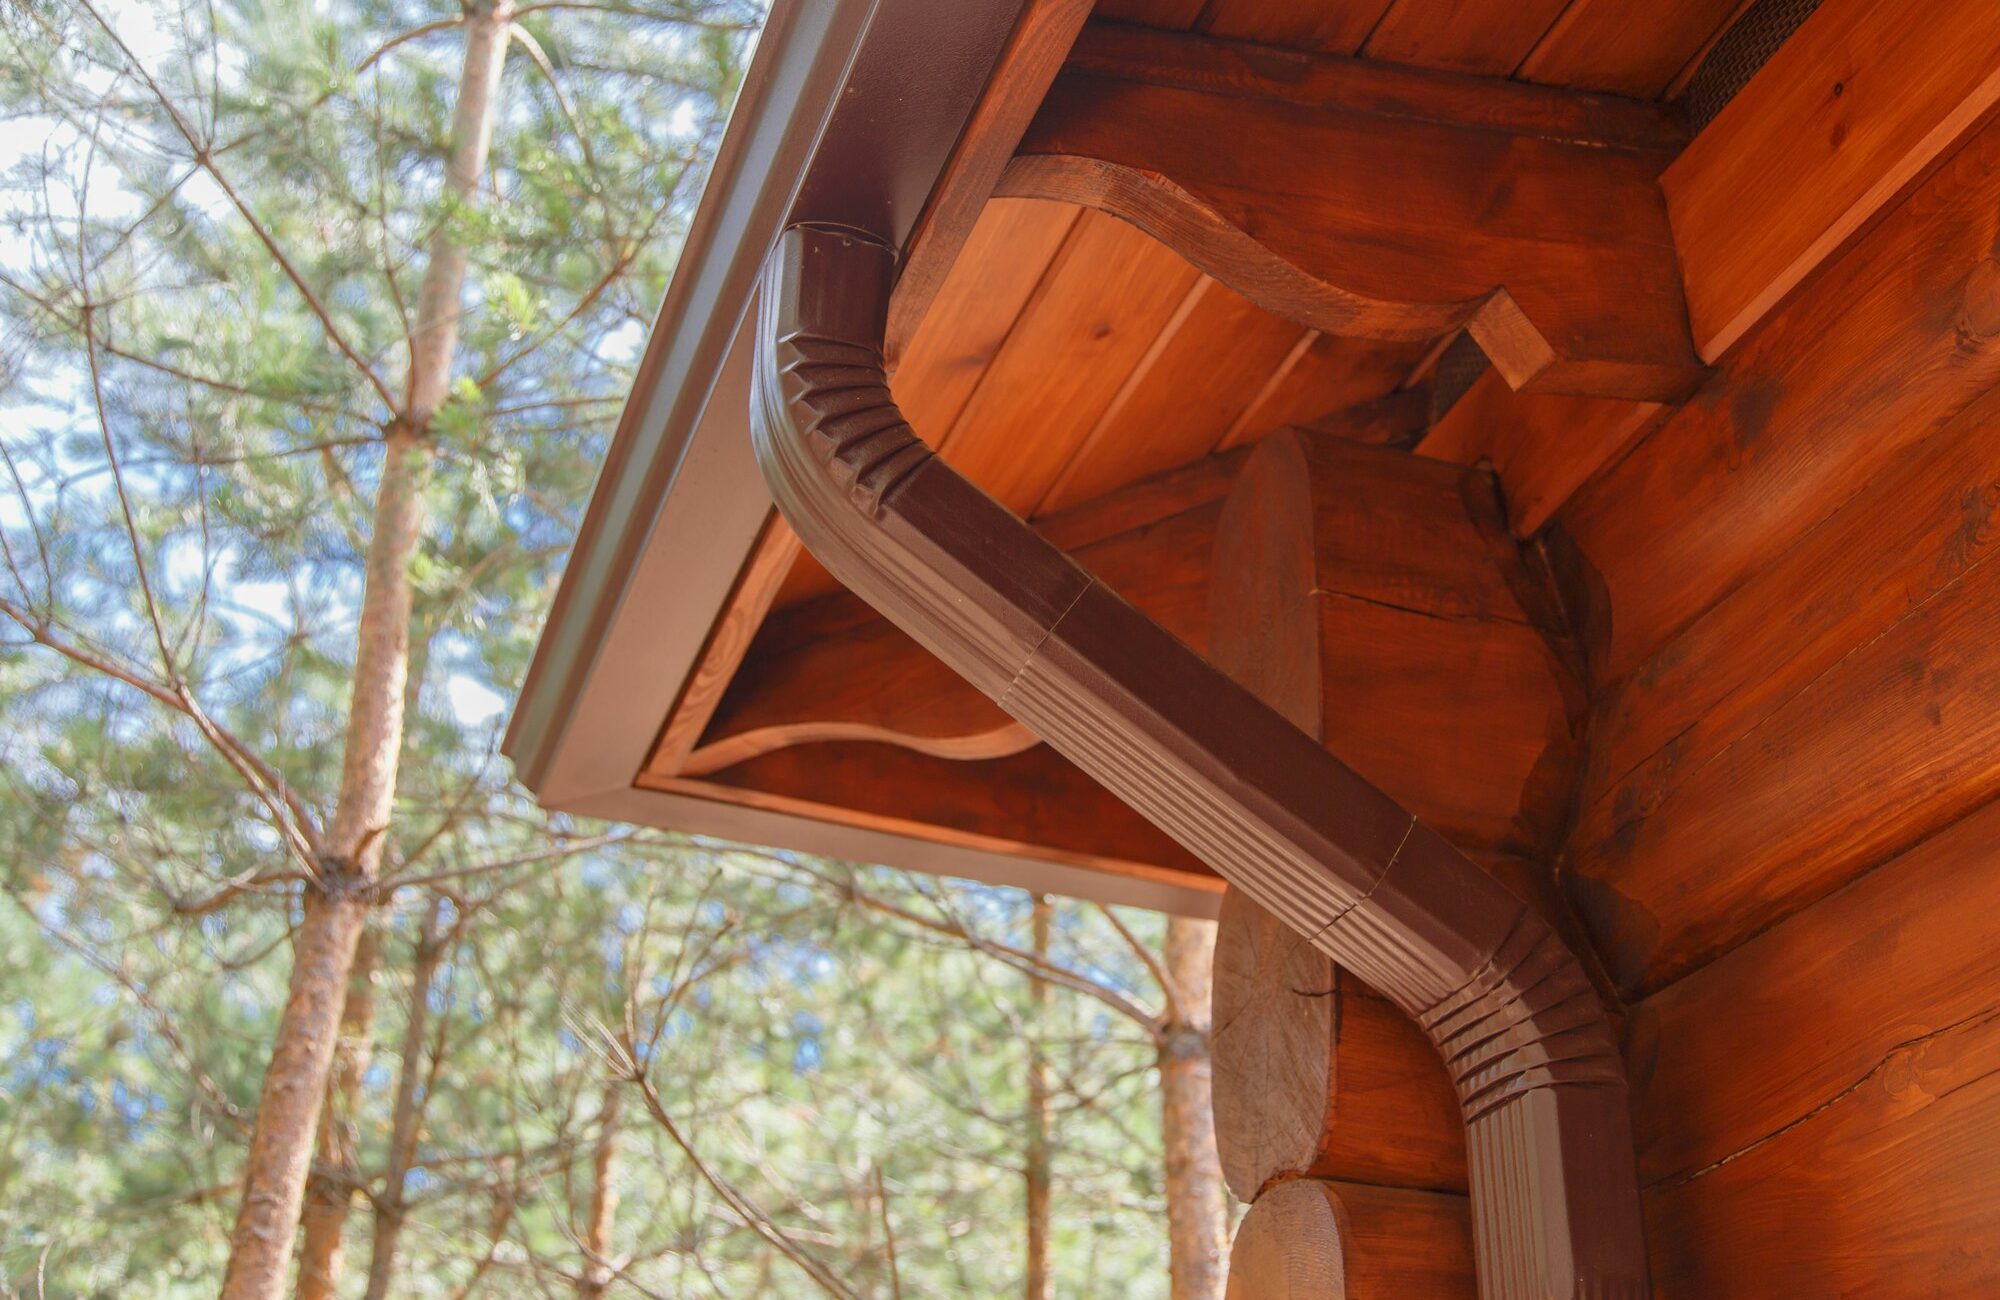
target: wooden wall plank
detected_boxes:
[1629,797,2000,1190]
[1580,379,2000,836]
[938,209,1204,514]
[894,198,1080,438]
[1518,0,1743,98]
[1417,367,1663,537]
[1035,278,1300,515]
[1362,0,1574,78]
[1218,333,1431,451]
[1665,0,2000,359]
[1559,110,2000,688]
[1645,1016,2000,1297]
[1567,382,2000,995]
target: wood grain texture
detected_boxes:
[1007,40,1699,399]
[1225,1178,1475,1300]
[885,0,1094,366]
[1035,276,1301,514]
[1567,380,2000,996]
[1417,367,1664,537]
[937,208,1203,514]
[1646,1017,2000,1296]
[1580,377,2000,844]
[778,198,1079,611]
[1217,332,1432,451]
[892,199,1081,438]
[645,741,1219,890]
[649,516,800,776]
[1197,0,1394,55]
[752,225,1649,1298]
[1629,797,2000,1192]
[683,460,1239,784]
[1211,891,1467,1200]
[1058,21,1686,152]
[1561,109,2000,688]
[1363,0,1575,78]
[1211,431,1580,858]
[1665,0,2000,358]
[1518,0,1743,98]
[679,611,1031,777]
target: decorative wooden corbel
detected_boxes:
[999,25,1703,403]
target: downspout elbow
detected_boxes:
[750,224,1650,1299]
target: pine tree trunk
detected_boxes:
[217,5,511,1297]
[1025,896,1053,1300]
[362,902,448,1300]
[577,1084,623,1298]
[1161,916,1226,1300]
[296,927,381,1300]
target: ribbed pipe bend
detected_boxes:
[750,224,1650,1299]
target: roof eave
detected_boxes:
[497,0,1229,913]
[505,0,1022,801]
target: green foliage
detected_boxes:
[0,2,1192,1296]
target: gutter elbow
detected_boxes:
[750,223,1649,1299]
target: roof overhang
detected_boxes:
[502,0,1220,913]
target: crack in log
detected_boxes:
[1649,1002,2000,1191]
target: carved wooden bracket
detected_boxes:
[999,24,1704,403]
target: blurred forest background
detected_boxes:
[0,1,1228,1295]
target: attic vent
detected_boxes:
[1427,331,1490,423]
[1685,0,1827,132]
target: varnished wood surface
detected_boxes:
[1519,0,1745,98]
[642,741,1219,891]
[1559,111,2000,995]
[691,487,1230,776]
[1007,39,1700,400]
[1418,367,1663,537]
[1211,431,1579,858]
[1563,109,2000,690]
[1034,276,1301,514]
[1102,0,1742,99]
[778,201,1403,612]
[1634,802,2000,1295]
[1211,891,1468,1199]
[649,516,800,776]
[885,0,1095,367]
[628,6,2000,1293]
[1225,1178,1476,1300]
[1364,0,1577,79]
[1665,0,2000,359]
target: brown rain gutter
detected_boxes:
[750,225,1651,1299]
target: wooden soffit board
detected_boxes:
[519,0,2000,915]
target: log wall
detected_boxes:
[1549,88,2000,1300]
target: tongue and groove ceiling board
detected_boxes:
[771,200,1432,610]
[1095,0,1747,89]
[758,0,1759,617]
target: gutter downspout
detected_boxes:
[751,225,1649,1299]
